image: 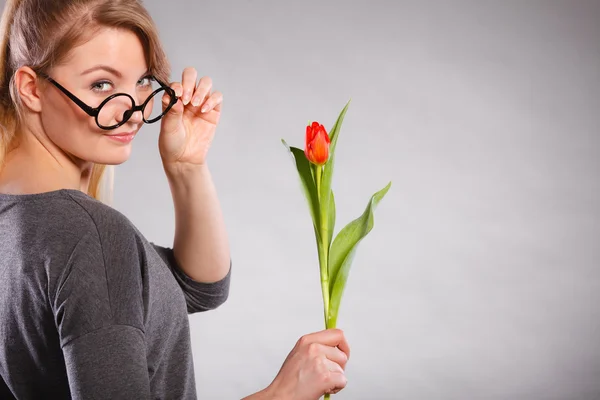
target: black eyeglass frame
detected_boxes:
[38,72,179,130]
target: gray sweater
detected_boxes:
[0,188,231,399]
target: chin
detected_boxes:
[93,145,133,165]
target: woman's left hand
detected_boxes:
[158,67,223,170]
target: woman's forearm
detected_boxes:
[164,162,230,283]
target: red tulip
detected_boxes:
[304,121,330,165]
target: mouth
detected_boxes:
[106,131,136,143]
[109,131,136,137]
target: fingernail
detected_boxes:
[183,90,191,104]
[192,98,200,107]
[201,104,209,113]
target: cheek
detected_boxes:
[41,97,101,154]
[40,97,135,165]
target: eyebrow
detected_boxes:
[80,65,150,78]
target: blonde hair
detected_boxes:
[0,0,171,203]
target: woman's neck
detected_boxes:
[0,131,92,195]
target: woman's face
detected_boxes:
[39,27,154,166]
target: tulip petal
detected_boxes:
[327,181,392,327]
[312,131,329,165]
[320,124,331,144]
[305,124,313,149]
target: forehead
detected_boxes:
[62,27,148,78]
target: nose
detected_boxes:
[114,105,143,126]
[125,108,144,124]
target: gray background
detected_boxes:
[9,0,600,398]
[128,1,599,398]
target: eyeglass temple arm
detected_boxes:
[155,77,178,97]
[38,73,96,116]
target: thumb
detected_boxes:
[160,91,184,134]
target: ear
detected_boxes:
[14,66,44,113]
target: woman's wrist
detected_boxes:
[162,160,209,182]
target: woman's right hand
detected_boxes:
[265,328,351,399]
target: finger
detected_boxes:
[323,358,344,374]
[321,362,347,394]
[324,372,347,395]
[302,329,350,361]
[169,82,183,99]
[213,98,222,112]
[321,344,349,370]
[160,90,184,135]
[162,89,180,112]
[181,67,198,105]
[191,76,213,107]
[199,91,223,114]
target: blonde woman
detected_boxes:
[0,0,350,399]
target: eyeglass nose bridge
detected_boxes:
[120,86,176,125]
[122,102,146,123]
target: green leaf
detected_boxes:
[327,181,392,325]
[281,139,321,235]
[328,99,352,155]
[319,99,351,249]
[328,190,336,248]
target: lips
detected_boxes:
[106,130,137,143]
[109,131,135,137]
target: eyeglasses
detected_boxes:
[38,72,179,130]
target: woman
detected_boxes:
[0,0,350,399]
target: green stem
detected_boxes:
[315,165,329,326]
[316,166,333,400]
[320,253,329,327]
[315,164,322,204]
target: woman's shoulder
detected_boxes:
[1,188,147,295]
[0,188,140,245]
[59,189,142,242]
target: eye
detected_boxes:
[90,80,113,93]
[138,75,154,88]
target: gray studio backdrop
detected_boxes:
[6,0,600,399]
